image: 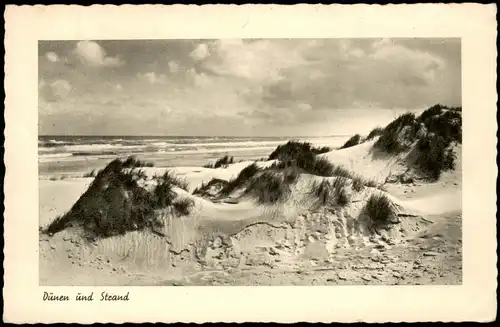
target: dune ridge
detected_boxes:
[39,104,462,286]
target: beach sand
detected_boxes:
[39,137,462,286]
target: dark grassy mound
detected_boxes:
[193,178,230,197]
[122,156,155,168]
[366,127,384,140]
[203,155,234,169]
[414,134,457,180]
[374,113,420,153]
[157,170,189,191]
[269,151,335,177]
[309,177,350,207]
[42,156,188,239]
[373,104,462,180]
[244,171,292,204]
[220,163,261,195]
[172,197,195,216]
[340,134,362,149]
[268,141,330,162]
[364,193,398,230]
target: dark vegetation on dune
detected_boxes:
[192,178,229,197]
[309,177,350,207]
[43,157,193,239]
[366,127,384,140]
[268,141,330,162]
[209,140,385,205]
[364,193,398,230]
[340,134,362,149]
[220,162,261,195]
[172,197,195,216]
[122,156,155,168]
[374,104,462,180]
[203,155,234,169]
[83,169,99,178]
[244,171,293,204]
[156,170,190,191]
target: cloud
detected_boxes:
[38,39,461,136]
[190,43,210,61]
[258,38,451,112]
[168,60,180,73]
[137,72,167,84]
[201,39,305,83]
[39,79,72,102]
[73,41,125,67]
[45,52,59,63]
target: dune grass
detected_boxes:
[43,156,189,239]
[415,134,457,180]
[366,127,384,140]
[83,169,99,178]
[220,162,261,195]
[340,134,362,149]
[374,112,419,153]
[364,193,398,229]
[309,177,351,207]
[122,156,154,168]
[96,230,172,269]
[372,104,462,180]
[159,170,189,191]
[268,141,331,162]
[193,178,229,196]
[203,155,235,169]
[244,171,292,205]
[172,197,195,216]
[351,175,366,192]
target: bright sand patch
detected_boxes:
[39,178,92,227]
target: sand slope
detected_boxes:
[39,136,462,286]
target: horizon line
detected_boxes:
[39,134,353,138]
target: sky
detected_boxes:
[38,38,461,136]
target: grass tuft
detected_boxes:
[42,157,178,239]
[245,171,291,204]
[365,193,397,228]
[83,169,99,178]
[220,163,261,195]
[203,155,234,169]
[366,127,384,140]
[160,170,189,191]
[122,156,154,168]
[268,141,331,162]
[172,197,195,216]
[352,175,366,192]
[340,134,362,149]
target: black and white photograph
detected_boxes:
[38,38,464,286]
[3,4,497,324]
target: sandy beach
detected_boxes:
[39,108,463,286]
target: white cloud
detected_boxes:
[39,79,72,102]
[114,84,123,92]
[168,60,180,73]
[137,72,166,84]
[51,80,72,97]
[203,39,305,83]
[190,43,210,61]
[74,41,125,67]
[45,52,59,62]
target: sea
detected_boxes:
[38,135,350,177]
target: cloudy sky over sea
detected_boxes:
[39,38,461,136]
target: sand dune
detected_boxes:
[39,107,463,286]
